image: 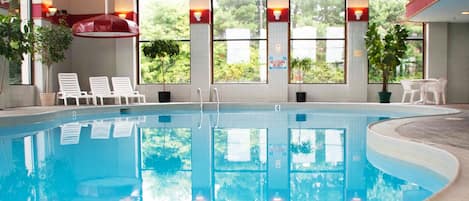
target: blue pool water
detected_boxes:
[0,107,448,201]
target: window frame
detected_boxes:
[288,0,348,85]
[136,0,192,85]
[210,0,269,85]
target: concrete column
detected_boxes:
[347,22,368,102]
[268,23,289,102]
[425,22,448,79]
[190,24,211,102]
[116,38,136,85]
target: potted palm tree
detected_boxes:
[142,40,180,103]
[35,20,73,106]
[0,15,34,108]
[365,23,409,103]
[291,57,312,102]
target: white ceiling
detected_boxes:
[410,0,469,22]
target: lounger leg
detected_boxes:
[126,97,129,105]
[401,93,407,103]
[434,91,440,105]
[76,97,80,106]
[442,92,446,105]
[64,98,68,106]
[143,96,146,103]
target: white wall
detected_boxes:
[447,23,469,103]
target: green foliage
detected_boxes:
[142,40,181,89]
[34,20,73,67]
[366,23,409,92]
[291,57,312,74]
[368,0,424,83]
[34,20,73,92]
[213,42,264,83]
[0,14,34,93]
[139,0,190,84]
[0,15,33,63]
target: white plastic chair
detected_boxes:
[57,73,94,106]
[400,80,421,103]
[60,123,82,145]
[426,78,447,105]
[111,77,146,104]
[89,76,121,105]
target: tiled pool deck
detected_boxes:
[1,103,468,201]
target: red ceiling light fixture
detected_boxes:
[72,0,138,38]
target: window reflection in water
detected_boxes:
[213,128,267,201]
[290,128,345,201]
[140,128,192,201]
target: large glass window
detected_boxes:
[290,0,346,84]
[138,0,190,84]
[3,0,32,85]
[368,0,424,83]
[212,0,267,83]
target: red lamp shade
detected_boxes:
[72,14,139,38]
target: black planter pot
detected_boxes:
[158,91,171,103]
[378,91,392,103]
[296,92,306,102]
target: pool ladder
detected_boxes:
[197,88,203,129]
[197,88,203,112]
[275,104,281,112]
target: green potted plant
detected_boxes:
[0,15,34,108]
[291,57,312,102]
[142,40,180,103]
[34,19,73,106]
[365,23,409,103]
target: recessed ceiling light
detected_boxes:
[462,11,469,15]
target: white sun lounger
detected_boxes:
[57,73,94,106]
[89,76,121,105]
[111,77,146,104]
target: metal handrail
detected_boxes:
[197,88,203,112]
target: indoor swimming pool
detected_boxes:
[0,104,455,201]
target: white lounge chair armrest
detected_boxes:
[133,91,141,95]
[81,91,88,95]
